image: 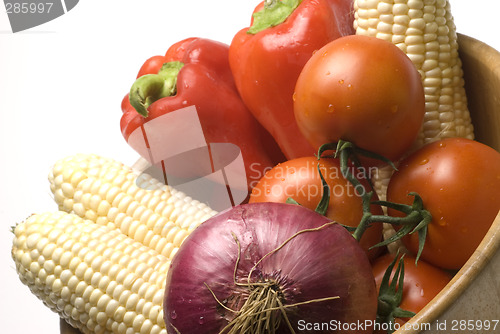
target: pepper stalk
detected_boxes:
[129,61,184,117]
[248,0,301,34]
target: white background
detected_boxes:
[1,1,498,333]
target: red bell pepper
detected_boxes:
[229,0,355,159]
[120,37,284,193]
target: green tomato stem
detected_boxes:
[317,140,432,262]
[376,254,416,333]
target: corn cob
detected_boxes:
[49,154,217,259]
[12,211,169,334]
[353,0,475,253]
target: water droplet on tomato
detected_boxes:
[438,142,446,148]
[326,71,331,76]
[171,310,177,320]
[347,83,352,89]
[292,92,297,101]
[338,79,344,84]
[327,104,335,113]
[198,317,205,324]
[419,158,429,165]
[346,105,352,111]
[438,218,447,227]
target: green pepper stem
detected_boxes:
[248,0,300,34]
[129,61,184,117]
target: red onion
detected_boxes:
[164,202,377,333]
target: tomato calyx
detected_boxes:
[377,254,416,333]
[323,140,398,173]
[285,162,331,216]
[129,61,184,117]
[373,194,432,263]
[316,140,432,261]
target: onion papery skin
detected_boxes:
[164,202,377,333]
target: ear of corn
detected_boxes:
[12,211,169,334]
[354,0,474,145]
[353,0,475,253]
[11,154,219,333]
[48,153,217,259]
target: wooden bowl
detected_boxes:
[60,33,500,334]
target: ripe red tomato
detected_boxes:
[372,254,452,329]
[387,138,500,270]
[249,156,383,260]
[293,35,425,165]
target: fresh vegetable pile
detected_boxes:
[10,1,500,334]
